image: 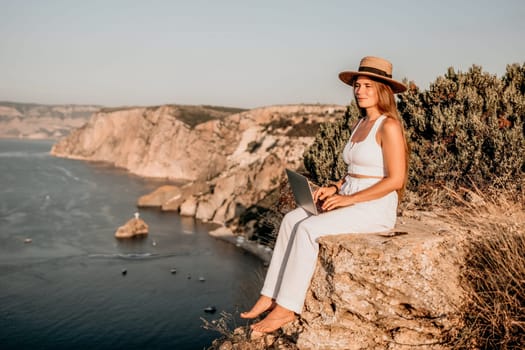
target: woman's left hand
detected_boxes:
[321,194,355,211]
[313,185,338,202]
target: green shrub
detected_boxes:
[398,64,525,198]
[303,104,360,185]
[304,63,525,203]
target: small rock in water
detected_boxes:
[170,268,177,274]
[199,276,206,282]
[204,306,216,314]
[121,268,127,276]
[187,274,191,279]
[24,238,32,244]
[115,217,149,239]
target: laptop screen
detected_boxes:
[285,169,321,215]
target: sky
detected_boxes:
[1,0,524,109]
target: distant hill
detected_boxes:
[0,101,102,139]
[0,102,249,140]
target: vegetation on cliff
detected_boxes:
[98,104,247,128]
[447,188,525,349]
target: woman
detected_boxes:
[241,56,409,334]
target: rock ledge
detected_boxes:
[212,214,464,350]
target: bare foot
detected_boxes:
[250,305,296,333]
[240,295,276,319]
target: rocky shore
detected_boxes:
[51,103,344,224]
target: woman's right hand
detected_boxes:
[313,185,338,203]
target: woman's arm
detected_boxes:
[321,117,406,211]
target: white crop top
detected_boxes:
[342,115,387,177]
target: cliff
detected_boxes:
[210,211,464,349]
[51,103,344,223]
[0,101,100,139]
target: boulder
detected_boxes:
[160,193,185,211]
[195,198,223,222]
[180,196,198,217]
[212,200,237,224]
[296,216,463,349]
[137,185,181,207]
[115,218,149,239]
[161,181,210,211]
[136,181,211,212]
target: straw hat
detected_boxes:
[339,56,406,93]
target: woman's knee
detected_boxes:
[281,208,309,228]
[291,219,324,248]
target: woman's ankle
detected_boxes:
[240,296,276,318]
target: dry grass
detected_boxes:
[202,310,300,350]
[201,311,247,345]
[444,186,525,349]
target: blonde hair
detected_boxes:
[355,78,410,200]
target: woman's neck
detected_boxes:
[365,108,381,121]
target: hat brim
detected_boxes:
[339,71,407,93]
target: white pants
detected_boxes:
[261,176,398,313]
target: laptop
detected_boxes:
[285,169,323,215]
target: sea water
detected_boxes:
[0,139,264,350]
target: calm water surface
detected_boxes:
[0,139,264,350]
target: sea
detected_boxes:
[0,139,265,350]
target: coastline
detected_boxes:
[209,225,272,264]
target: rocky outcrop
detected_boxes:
[52,103,344,224]
[137,181,209,211]
[167,105,342,223]
[211,212,464,349]
[297,215,462,349]
[0,101,99,139]
[52,105,238,180]
[115,217,149,239]
[136,185,182,207]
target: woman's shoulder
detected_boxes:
[380,115,402,128]
[379,116,403,138]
